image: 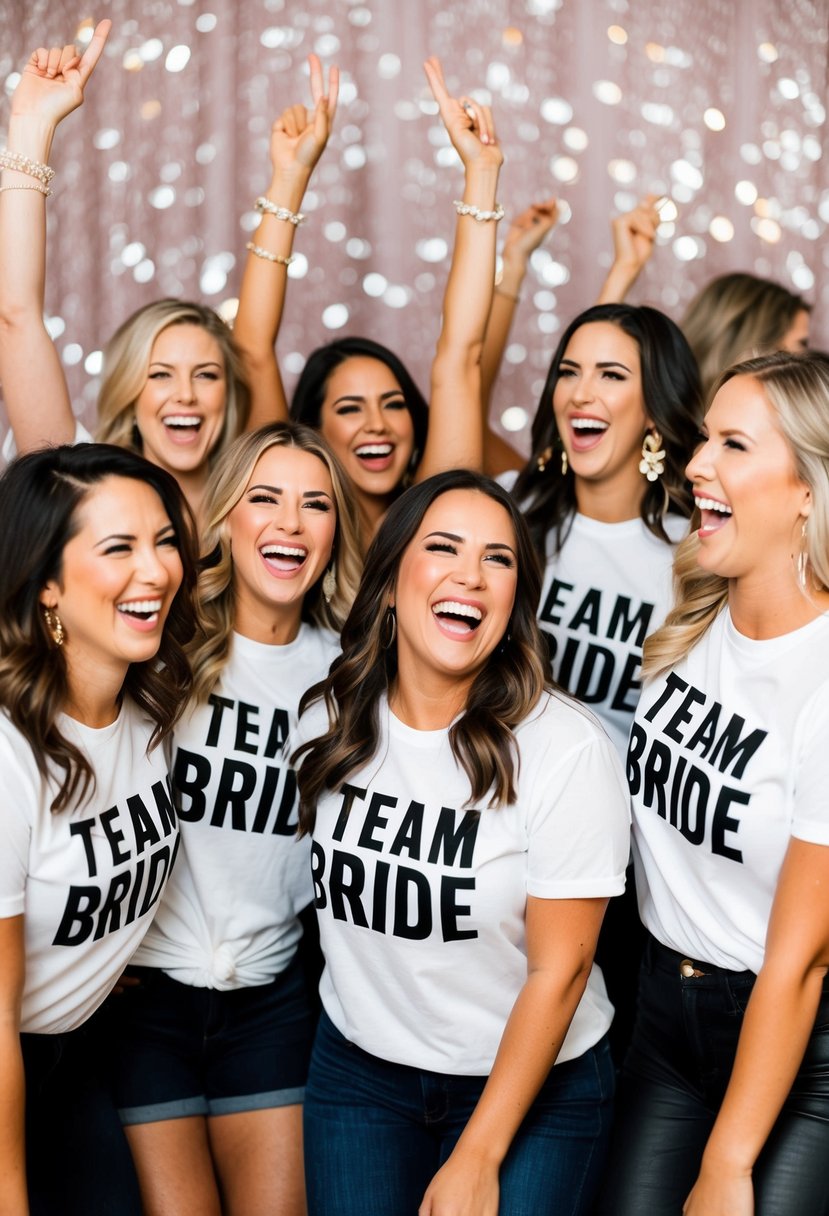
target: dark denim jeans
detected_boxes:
[595,933,829,1216]
[304,1010,615,1216]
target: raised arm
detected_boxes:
[418,894,608,1216]
[415,58,503,482]
[683,836,829,1215]
[0,21,110,452]
[234,55,338,432]
[0,915,26,1213]
[481,198,559,408]
[595,193,662,305]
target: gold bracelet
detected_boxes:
[246,241,294,266]
[494,286,520,302]
[0,182,51,197]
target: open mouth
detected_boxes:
[117,598,162,628]
[568,416,609,451]
[163,415,203,441]
[260,544,308,575]
[431,599,484,637]
[695,494,732,536]
[354,443,395,470]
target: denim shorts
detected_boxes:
[304,1010,615,1216]
[110,952,315,1124]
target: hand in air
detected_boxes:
[502,198,560,265]
[423,56,503,173]
[269,52,339,176]
[609,192,664,275]
[12,18,111,126]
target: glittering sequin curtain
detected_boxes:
[1,0,826,450]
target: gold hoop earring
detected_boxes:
[639,430,666,482]
[322,564,337,604]
[42,607,65,647]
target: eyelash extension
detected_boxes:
[486,553,514,567]
[425,541,456,554]
[305,500,332,512]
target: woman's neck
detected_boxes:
[64,657,125,728]
[388,669,473,731]
[574,467,644,523]
[232,586,304,646]
[356,489,394,549]
[728,572,829,640]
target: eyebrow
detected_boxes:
[246,484,332,499]
[559,358,633,373]
[149,361,223,370]
[94,524,175,548]
[331,389,406,406]
[424,530,517,556]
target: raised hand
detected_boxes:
[269,53,339,177]
[609,192,663,277]
[11,19,111,127]
[502,198,560,267]
[423,57,503,173]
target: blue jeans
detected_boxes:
[304,1011,614,1216]
[594,933,829,1215]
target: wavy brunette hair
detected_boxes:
[294,469,554,833]
[511,303,702,559]
[644,352,829,679]
[0,444,199,811]
[290,336,429,479]
[682,273,810,402]
[189,422,363,703]
[96,299,250,461]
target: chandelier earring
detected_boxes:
[639,429,666,482]
[42,607,65,647]
[322,564,337,604]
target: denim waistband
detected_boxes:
[644,932,755,980]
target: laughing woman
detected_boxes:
[293,469,630,1216]
[108,424,361,1216]
[597,352,829,1215]
[0,444,198,1215]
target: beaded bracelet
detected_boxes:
[453,199,505,223]
[246,241,294,266]
[254,196,305,226]
[0,182,51,197]
[0,149,55,186]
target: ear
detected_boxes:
[799,484,813,519]
[39,582,59,610]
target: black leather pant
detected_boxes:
[594,933,829,1216]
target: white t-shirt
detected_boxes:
[0,700,178,1034]
[132,625,339,988]
[299,692,630,1075]
[2,419,92,465]
[500,472,687,757]
[630,608,829,973]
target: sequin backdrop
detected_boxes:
[1,0,826,450]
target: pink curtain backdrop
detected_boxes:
[1,0,826,452]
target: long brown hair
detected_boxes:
[0,445,199,811]
[294,470,554,833]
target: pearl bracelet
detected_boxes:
[254,196,305,226]
[452,199,505,223]
[0,182,51,197]
[246,241,294,266]
[0,149,55,185]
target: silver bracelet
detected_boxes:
[254,196,305,226]
[0,148,55,185]
[246,241,294,266]
[452,199,505,223]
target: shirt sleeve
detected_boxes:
[790,684,829,846]
[0,735,36,918]
[523,708,631,899]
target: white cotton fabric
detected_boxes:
[300,692,630,1074]
[2,419,92,465]
[132,626,339,989]
[0,701,178,1033]
[631,608,829,973]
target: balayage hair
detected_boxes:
[644,352,829,679]
[294,469,554,833]
[682,273,810,402]
[511,304,702,560]
[0,444,199,812]
[96,299,250,460]
[188,423,363,704]
[290,336,429,479]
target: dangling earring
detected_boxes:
[560,447,568,475]
[797,519,809,592]
[380,607,397,650]
[322,564,337,604]
[639,429,666,482]
[42,607,65,647]
[536,445,553,473]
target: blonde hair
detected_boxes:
[682,273,809,402]
[189,423,362,703]
[644,352,829,678]
[96,299,250,461]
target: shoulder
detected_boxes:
[664,513,691,544]
[516,690,614,763]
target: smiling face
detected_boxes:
[391,489,518,701]
[553,321,651,508]
[40,476,184,687]
[133,323,227,477]
[687,375,811,586]
[227,444,337,641]
[318,356,415,503]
